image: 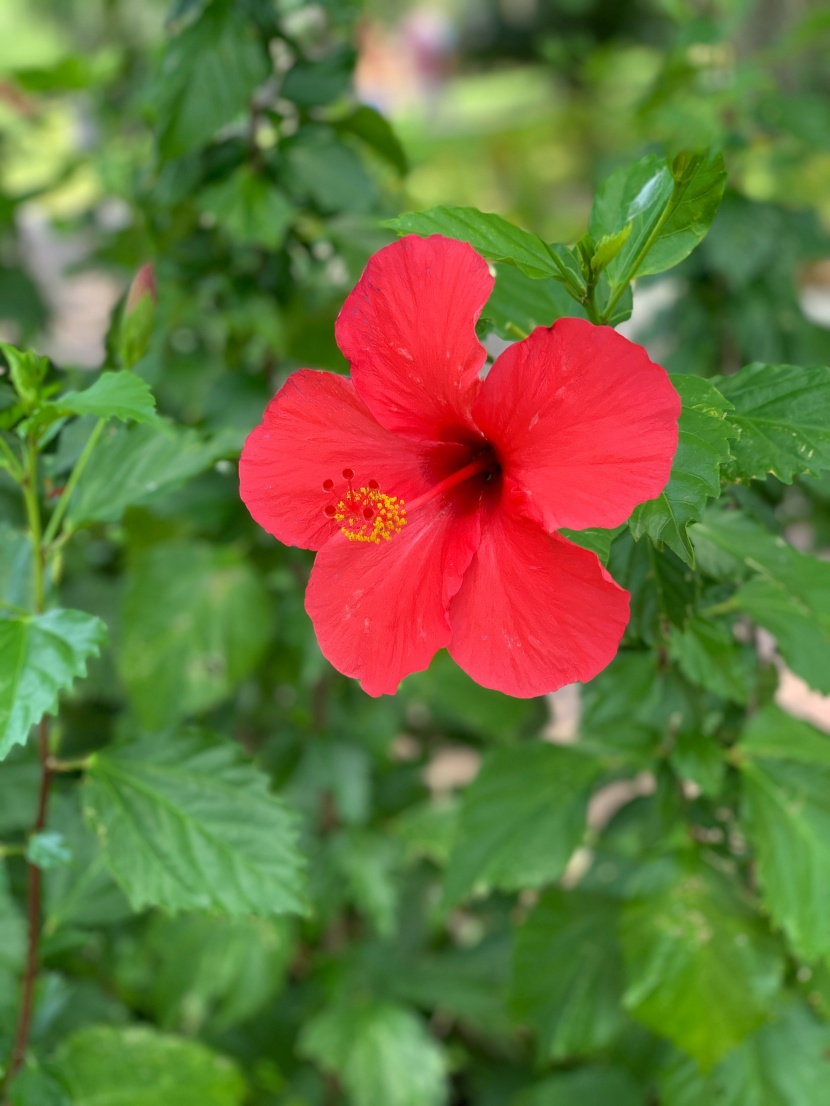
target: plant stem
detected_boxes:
[3,442,52,1096]
[43,417,105,548]
[21,439,44,613]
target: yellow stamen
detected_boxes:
[333,487,407,544]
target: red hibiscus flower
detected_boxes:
[240,235,680,698]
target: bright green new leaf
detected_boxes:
[668,616,755,703]
[83,732,306,916]
[443,744,600,906]
[715,362,830,484]
[620,865,783,1069]
[510,890,626,1060]
[0,609,107,760]
[385,206,586,294]
[590,224,633,275]
[589,150,727,290]
[58,372,158,425]
[52,1025,246,1106]
[660,1001,830,1106]
[738,706,830,960]
[0,341,48,410]
[629,375,734,564]
[154,1,270,159]
[301,1000,448,1106]
[199,167,295,250]
[119,542,272,729]
[67,422,228,527]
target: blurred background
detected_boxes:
[2,1,830,1103]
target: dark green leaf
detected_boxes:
[694,510,830,693]
[300,1000,448,1106]
[443,744,600,906]
[514,1067,645,1106]
[199,167,295,249]
[737,706,830,960]
[385,206,585,294]
[120,913,293,1034]
[511,890,626,1060]
[154,1,270,159]
[668,616,755,703]
[281,47,355,107]
[58,372,158,425]
[0,610,107,759]
[559,526,619,565]
[335,105,408,175]
[52,1025,246,1106]
[620,865,783,1068]
[119,542,272,729]
[629,375,734,564]
[483,265,586,340]
[715,363,830,484]
[83,732,306,916]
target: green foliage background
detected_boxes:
[1,0,830,1103]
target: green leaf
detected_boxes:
[609,531,698,644]
[737,706,830,960]
[118,912,293,1034]
[483,265,586,340]
[0,610,107,760]
[0,341,48,410]
[667,616,755,703]
[590,224,633,276]
[301,1000,448,1106]
[119,542,272,730]
[57,372,158,425]
[286,129,377,214]
[443,744,601,906]
[510,889,626,1060]
[335,105,408,175]
[669,732,727,799]
[385,206,586,294]
[559,526,619,565]
[629,375,734,564]
[694,510,830,693]
[0,524,34,609]
[83,732,306,916]
[660,1001,830,1106]
[715,363,830,484]
[281,47,354,107]
[514,1067,645,1106]
[154,0,270,159]
[67,422,228,527]
[589,150,727,289]
[26,830,72,870]
[44,792,132,932]
[199,167,295,250]
[52,1025,246,1106]
[620,865,783,1069]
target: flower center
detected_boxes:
[322,454,496,545]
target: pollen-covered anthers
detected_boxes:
[324,480,407,544]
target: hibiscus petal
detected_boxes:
[240,369,432,550]
[473,318,681,531]
[336,235,494,441]
[305,499,481,696]
[448,503,629,697]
